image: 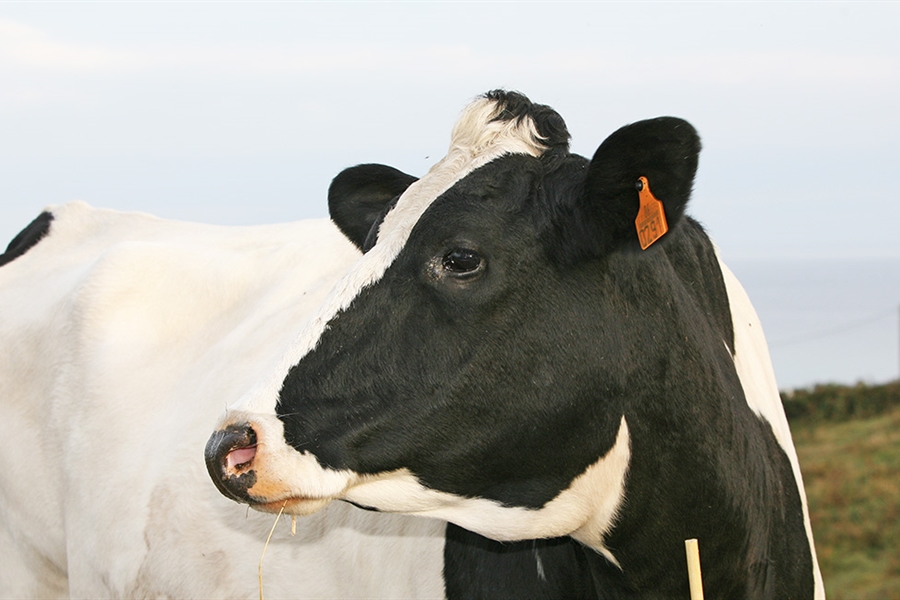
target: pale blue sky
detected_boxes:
[2,2,898,258]
[1,2,899,386]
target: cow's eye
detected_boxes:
[441,248,484,277]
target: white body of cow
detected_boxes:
[0,201,445,598]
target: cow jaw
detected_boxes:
[343,417,631,566]
[211,411,631,561]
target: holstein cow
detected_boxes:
[206,90,825,598]
[0,206,446,596]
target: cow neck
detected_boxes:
[233,97,548,415]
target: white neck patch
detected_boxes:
[717,252,824,599]
[232,96,548,414]
[343,416,631,567]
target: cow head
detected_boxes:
[206,92,815,596]
[206,89,702,552]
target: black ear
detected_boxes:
[328,164,418,251]
[551,117,700,261]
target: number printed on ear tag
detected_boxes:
[635,176,668,250]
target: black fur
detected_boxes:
[204,424,259,505]
[0,211,53,267]
[328,163,417,251]
[278,96,814,598]
[544,117,700,263]
[444,525,600,600]
[484,89,571,161]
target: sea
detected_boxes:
[727,257,900,390]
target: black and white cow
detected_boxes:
[206,91,825,598]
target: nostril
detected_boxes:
[205,423,259,499]
[225,444,257,471]
[221,425,257,473]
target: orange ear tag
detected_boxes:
[635,176,668,250]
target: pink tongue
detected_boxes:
[226,445,257,470]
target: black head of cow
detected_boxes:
[206,91,816,597]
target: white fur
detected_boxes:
[718,255,825,599]
[345,417,631,567]
[210,96,634,561]
[215,96,632,564]
[0,201,445,598]
[230,96,548,417]
[223,407,629,566]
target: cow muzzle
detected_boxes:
[204,422,260,505]
[205,414,355,515]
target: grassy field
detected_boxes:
[787,381,900,599]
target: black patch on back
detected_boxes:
[0,211,54,267]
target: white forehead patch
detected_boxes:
[232,96,548,414]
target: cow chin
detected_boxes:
[254,496,334,516]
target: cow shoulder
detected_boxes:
[718,257,825,595]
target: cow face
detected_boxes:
[206,91,702,551]
[206,91,823,598]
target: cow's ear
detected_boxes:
[329,164,418,251]
[548,117,700,262]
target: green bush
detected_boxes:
[782,380,900,423]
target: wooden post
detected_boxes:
[685,538,704,600]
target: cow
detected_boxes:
[0,204,447,596]
[205,90,825,599]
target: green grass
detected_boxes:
[789,382,900,599]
